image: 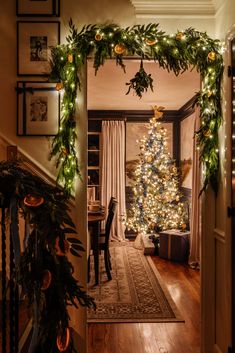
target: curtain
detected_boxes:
[189,107,201,269]
[101,121,126,241]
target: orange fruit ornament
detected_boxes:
[208,51,216,61]
[145,38,157,46]
[41,270,52,291]
[56,328,70,352]
[24,194,44,207]
[114,43,126,55]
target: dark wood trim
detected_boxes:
[179,95,198,121]
[88,109,180,122]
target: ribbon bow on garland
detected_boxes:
[49,20,223,196]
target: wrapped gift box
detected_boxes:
[159,229,190,262]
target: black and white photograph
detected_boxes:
[30,36,47,61]
[17,21,60,76]
[17,81,60,136]
[30,96,48,121]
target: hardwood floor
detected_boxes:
[88,255,200,353]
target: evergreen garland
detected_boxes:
[0,161,95,352]
[49,20,224,195]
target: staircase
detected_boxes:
[0,134,57,353]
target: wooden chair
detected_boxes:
[88,200,117,281]
[108,196,116,210]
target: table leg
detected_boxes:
[93,222,99,285]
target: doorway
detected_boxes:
[86,58,201,353]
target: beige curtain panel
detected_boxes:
[101,120,126,241]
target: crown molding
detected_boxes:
[130,0,216,18]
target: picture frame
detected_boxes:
[16,0,60,17]
[17,21,60,76]
[16,81,60,136]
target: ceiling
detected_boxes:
[129,0,223,18]
[87,59,200,110]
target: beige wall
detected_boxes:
[215,0,235,39]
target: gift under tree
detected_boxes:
[126,106,187,236]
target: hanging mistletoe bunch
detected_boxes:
[0,161,95,352]
[126,60,154,98]
[49,20,223,195]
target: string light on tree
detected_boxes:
[126,106,187,235]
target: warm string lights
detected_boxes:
[49,20,223,195]
[125,109,188,234]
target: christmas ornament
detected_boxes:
[175,32,184,40]
[56,327,70,352]
[181,223,187,231]
[68,54,73,63]
[204,129,211,137]
[24,194,44,207]
[55,82,63,91]
[147,156,153,163]
[208,51,216,61]
[114,43,126,55]
[145,38,157,46]
[62,148,69,156]
[95,33,103,41]
[152,105,165,119]
[41,270,52,291]
[207,90,213,97]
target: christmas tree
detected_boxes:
[126,106,187,235]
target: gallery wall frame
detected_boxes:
[17,21,60,76]
[16,0,60,17]
[16,81,60,136]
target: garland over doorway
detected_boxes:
[49,20,224,195]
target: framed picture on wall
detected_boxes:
[17,21,60,76]
[16,0,60,17]
[16,81,60,136]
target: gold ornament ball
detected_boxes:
[181,223,187,231]
[145,38,157,46]
[175,32,184,40]
[95,33,103,41]
[147,156,153,163]
[68,54,73,63]
[208,51,216,61]
[114,43,126,55]
[55,82,63,91]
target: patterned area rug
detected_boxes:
[87,242,183,323]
